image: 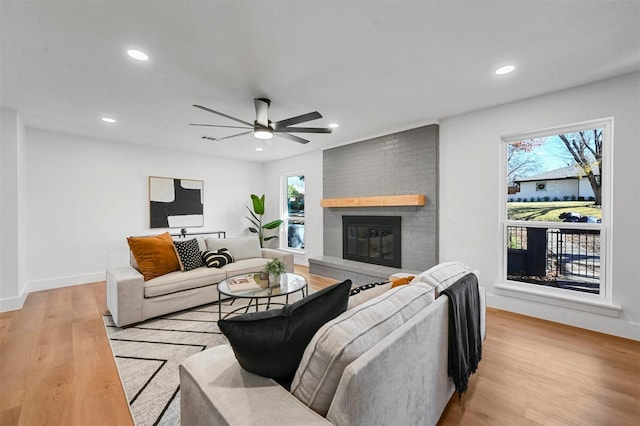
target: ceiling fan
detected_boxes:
[190,98,332,144]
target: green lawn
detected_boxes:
[507,201,601,222]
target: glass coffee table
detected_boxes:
[217,272,308,319]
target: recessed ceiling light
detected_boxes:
[127,49,149,61]
[101,117,117,123]
[495,65,515,75]
[329,123,339,129]
[256,147,264,152]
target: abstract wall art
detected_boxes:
[149,176,204,228]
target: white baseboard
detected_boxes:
[0,291,28,312]
[28,271,106,293]
[1,271,107,313]
[487,293,640,341]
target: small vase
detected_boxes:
[257,273,269,289]
[268,273,281,287]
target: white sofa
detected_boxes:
[179,262,485,426]
[106,236,294,327]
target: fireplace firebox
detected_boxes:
[342,216,401,268]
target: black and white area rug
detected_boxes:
[103,292,306,426]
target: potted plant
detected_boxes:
[246,194,283,248]
[264,258,287,287]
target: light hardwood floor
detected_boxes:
[0,266,638,425]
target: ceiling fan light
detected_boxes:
[254,128,273,140]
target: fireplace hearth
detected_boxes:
[342,216,401,268]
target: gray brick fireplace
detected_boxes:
[309,124,438,285]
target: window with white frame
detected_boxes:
[282,174,305,250]
[502,118,611,300]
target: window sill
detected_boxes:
[494,282,622,317]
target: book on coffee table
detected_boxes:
[227,274,260,292]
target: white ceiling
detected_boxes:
[2,1,639,163]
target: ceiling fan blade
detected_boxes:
[274,127,332,134]
[201,130,253,142]
[272,111,322,129]
[276,132,310,144]
[190,123,252,129]
[193,104,253,127]
[254,98,270,128]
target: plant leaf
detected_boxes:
[245,216,262,228]
[251,194,265,215]
[246,206,261,223]
[263,219,284,230]
[264,236,279,241]
[248,227,258,233]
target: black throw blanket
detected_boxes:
[441,272,482,398]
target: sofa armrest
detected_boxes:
[180,345,331,426]
[106,266,145,327]
[261,248,295,272]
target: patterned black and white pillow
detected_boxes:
[173,238,205,271]
[202,248,235,268]
[348,281,389,296]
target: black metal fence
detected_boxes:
[507,226,601,294]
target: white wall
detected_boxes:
[0,108,28,311]
[263,150,324,266]
[440,73,640,340]
[23,128,264,293]
[578,177,596,199]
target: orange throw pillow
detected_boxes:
[390,275,415,289]
[127,232,180,281]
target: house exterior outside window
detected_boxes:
[501,118,612,305]
[281,174,305,251]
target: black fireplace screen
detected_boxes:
[342,216,401,268]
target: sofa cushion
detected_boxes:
[144,266,226,298]
[202,249,234,268]
[206,237,262,261]
[173,238,205,271]
[221,258,269,276]
[347,282,392,310]
[127,232,180,281]
[217,280,352,387]
[410,261,471,297]
[290,282,435,416]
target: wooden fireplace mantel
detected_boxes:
[320,194,426,208]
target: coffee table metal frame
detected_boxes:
[217,272,308,319]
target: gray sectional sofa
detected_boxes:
[179,261,486,426]
[106,236,294,327]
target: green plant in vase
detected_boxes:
[264,258,287,287]
[246,194,283,247]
